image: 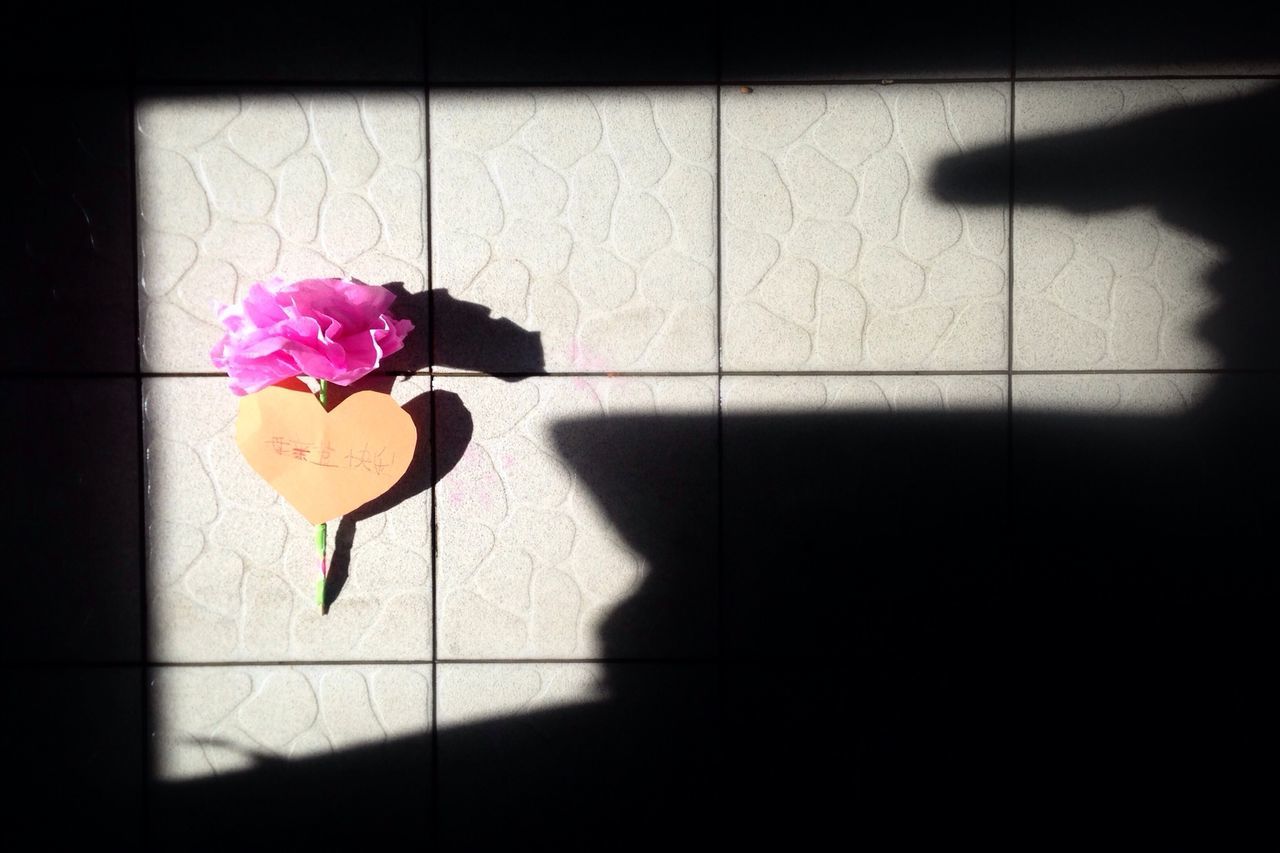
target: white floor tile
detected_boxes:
[721,83,1010,370]
[430,88,718,371]
[136,91,427,372]
[143,377,432,661]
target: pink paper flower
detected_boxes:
[210,277,414,396]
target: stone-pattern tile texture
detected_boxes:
[143,377,432,662]
[434,376,717,658]
[136,91,427,371]
[1013,81,1261,369]
[431,89,718,372]
[721,84,1010,370]
[153,664,432,780]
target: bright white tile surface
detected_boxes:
[1013,81,1262,369]
[720,83,1010,370]
[433,376,717,658]
[143,377,432,662]
[153,664,432,780]
[430,88,718,371]
[136,91,427,371]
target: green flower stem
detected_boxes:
[315,378,329,613]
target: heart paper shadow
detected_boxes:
[318,386,472,612]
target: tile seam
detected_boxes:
[127,36,153,844]
[1008,15,1017,520]
[425,67,441,848]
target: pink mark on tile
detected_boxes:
[567,340,612,391]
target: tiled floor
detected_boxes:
[136,91,428,372]
[137,72,1279,781]
[9,6,1280,845]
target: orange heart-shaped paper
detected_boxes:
[235,383,416,524]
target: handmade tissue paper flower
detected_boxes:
[210,277,418,613]
[211,276,415,396]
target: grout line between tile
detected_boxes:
[124,74,1280,93]
[714,80,725,684]
[715,87,723,376]
[1012,5,1019,85]
[133,79,428,91]
[434,658,721,665]
[0,660,156,669]
[434,370,727,378]
[1012,368,1274,375]
[714,10,728,762]
[127,62,151,844]
[144,660,444,667]
[137,658,717,666]
[22,368,1278,381]
[428,79,1025,87]
[1013,73,1280,82]
[1008,31,1017,511]
[424,72,441,847]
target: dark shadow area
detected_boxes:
[378,285,547,378]
[922,84,1279,838]
[129,0,426,83]
[428,1,717,83]
[17,3,1279,87]
[3,10,129,82]
[725,5,1013,81]
[721,391,1277,842]
[0,666,143,847]
[726,3,1280,80]
[1015,3,1280,75]
[0,379,142,661]
[431,288,549,376]
[4,86,136,373]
